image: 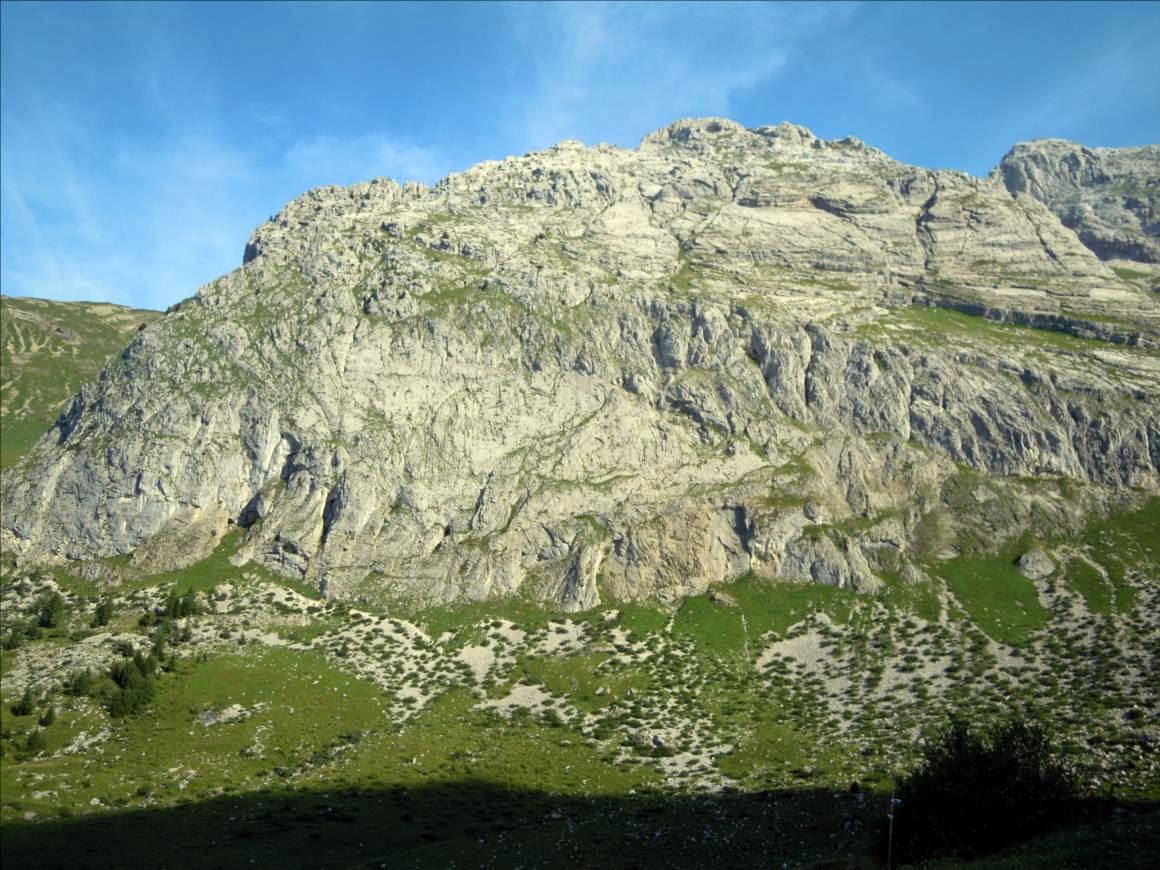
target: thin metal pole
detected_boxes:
[887,787,897,870]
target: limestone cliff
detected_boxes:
[998,138,1159,265]
[3,119,1158,608]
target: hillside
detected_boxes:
[1,497,1157,866]
[0,296,160,468]
[2,119,1158,611]
[1,120,1158,868]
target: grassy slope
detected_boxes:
[2,498,1157,868]
[1,294,1157,866]
[0,295,161,468]
[935,550,1051,646]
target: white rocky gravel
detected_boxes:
[1,551,1156,795]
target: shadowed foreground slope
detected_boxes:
[3,781,1158,870]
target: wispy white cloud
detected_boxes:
[1,104,261,308]
[503,1,856,149]
[1,104,450,309]
[1001,39,1160,144]
[860,58,921,110]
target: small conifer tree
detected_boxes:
[10,688,35,716]
[92,599,113,627]
[36,592,66,628]
[65,668,95,696]
[24,729,46,754]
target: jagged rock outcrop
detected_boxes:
[998,138,1160,264]
[3,118,1159,608]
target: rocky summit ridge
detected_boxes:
[997,137,1160,265]
[3,118,1159,609]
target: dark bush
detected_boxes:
[2,620,42,650]
[24,729,46,754]
[881,715,1081,864]
[35,592,67,628]
[10,688,36,716]
[112,639,136,656]
[65,668,95,696]
[152,619,177,659]
[106,652,159,717]
[92,599,113,627]
[164,590,203,619]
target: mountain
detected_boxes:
[0,296,160,468]
[3,118,1159,610]
[998,138,1160,268]
[2,120,1159,867]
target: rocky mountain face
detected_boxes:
[3,119,1159,609]
[998,138,1160,265]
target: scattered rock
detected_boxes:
[197,704,251,727]
[708,589,739,608]
[1016,549,1056,580]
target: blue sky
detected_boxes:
[3,1,1158,310]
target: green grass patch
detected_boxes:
[718,717,863,789]
[613,602,670,639]
[0,645,388,819]
[729,574,856,639]
[876,572,943,623]
[1063,559,1113,616]
[508,652,650,714]
[864,304,1116,354]
[935,553,1050,646]
[307,687,659,797]
[412,597,556,641]
[0,414,57,468]
[670,574,857,660]
[1112,266,1153,282]
[671,595,747,656]
[1078,497,1159,615]
[1,296,160,468]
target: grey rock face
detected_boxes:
[998,139,1160,264]
[3,118,1159,608]
[1015,549,1056,580]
